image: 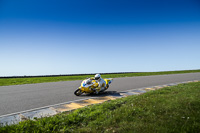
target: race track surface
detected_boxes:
[0,73,200,116]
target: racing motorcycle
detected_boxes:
[74,78,113,96]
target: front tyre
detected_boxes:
[74,89,83,96]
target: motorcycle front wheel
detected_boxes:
[74,89,83,96]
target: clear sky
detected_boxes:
[0,0,200,76]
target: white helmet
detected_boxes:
[95,74,101,80]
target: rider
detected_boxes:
[94,74,106,94]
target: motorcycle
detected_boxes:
[74,78,113,96]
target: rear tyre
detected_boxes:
[105,84,109,90]
[74,89,83,96]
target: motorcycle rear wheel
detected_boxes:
[105,84,109,90]
[74,89,83,96]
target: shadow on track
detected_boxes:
[76,91,123,97]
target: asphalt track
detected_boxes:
[0,73,200,116]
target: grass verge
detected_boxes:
[0,69,200,86]
[1,82,200,133]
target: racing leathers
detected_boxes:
[95,78,106,94]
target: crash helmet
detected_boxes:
[95,74,101,80]
[86,79,92,84]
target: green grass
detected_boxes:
[1,82,200,133]
[0,69,200,86]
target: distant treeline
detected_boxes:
[0,72,139,78]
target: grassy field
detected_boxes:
[1,81,200,132]
[0,69,200,86]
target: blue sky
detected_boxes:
[0,0,200,76]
